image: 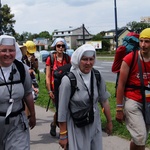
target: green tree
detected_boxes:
[126,21,150,33]
[1,4,16,35]
[39,31,52,40]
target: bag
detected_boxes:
[54,63,74,113]
[144,102,150,125]
[137,54,150,125]
[112,32,139,96]
[70,106,94,128]
[68,69,101,128]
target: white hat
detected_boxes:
[51,38,68,49]
[71,44,96,70]
[0,35,16,46]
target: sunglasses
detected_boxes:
[56,44,65,48]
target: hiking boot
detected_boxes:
[50,123,56,136]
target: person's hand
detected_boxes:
[59,137,68,150]
[105,121,113,136]
[49,92,55,103]
[34,88,39,94]
[115,110,125,124]
[29,114,36,129]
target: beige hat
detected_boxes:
[19,45,27,56]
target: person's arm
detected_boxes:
[24,92,36,129]
[59,122,68,150]
[46,65,54,100]
[102,100,113,135]
[116,61,129,123]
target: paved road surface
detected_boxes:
[30,105,150,150]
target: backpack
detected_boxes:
[44,51,70,74]
[111,32,139,96]
[0,59,25,86]
[14,59,25,84]
[54,67,101,127]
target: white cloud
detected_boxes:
[2,0,150,35]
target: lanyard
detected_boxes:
[79,71,94,102]
[0,66,14,119]
[0,66,13,99]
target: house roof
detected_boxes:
[103,27,129,39]
[53,26,91,35]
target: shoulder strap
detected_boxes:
[49,52,56,70]
[14,59,25,84]
[93,68,101,88]
[137,54,146,104]
[64,53,70,64]
[66,72,77,99]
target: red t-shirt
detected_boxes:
[124,51,150,103]
[46,54,70,91]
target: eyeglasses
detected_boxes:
[0,49,16,53]
[56,44,65,48]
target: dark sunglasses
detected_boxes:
[56,44,65,48]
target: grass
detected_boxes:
[36,73,150,148]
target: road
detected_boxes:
[38,59,117,83]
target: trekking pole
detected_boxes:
[46,98,51,112]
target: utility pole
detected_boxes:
[114,0,118,49]
[82,24,85,44]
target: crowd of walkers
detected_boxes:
[0,27,150,150]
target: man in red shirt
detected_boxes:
[116,28,150,150]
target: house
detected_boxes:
[103,27,130,51]
[52,25,93,49]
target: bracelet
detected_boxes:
[59,135,68,140]
[48,90,52,94]
[117,104,123,107]
[116,107,123,111]
[60,130,68,135]
[107,120,112,123]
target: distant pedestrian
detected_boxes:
[45,38,70,136]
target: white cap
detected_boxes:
[0,35,16,46]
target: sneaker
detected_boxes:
[50,123,56,136]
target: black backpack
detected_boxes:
[0,59,25,86]
[53,67,101,127]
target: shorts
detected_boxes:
[124,97,150,145]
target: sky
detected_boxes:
[2,0,150,35]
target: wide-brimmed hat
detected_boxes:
[19,45,27,56]
[23,41,36,53]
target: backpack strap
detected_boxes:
[92,68,101,89]
[64,53,70,64]
[67,69,101,99]
[66,72,77,99]
[49,51,56,71]
[14,59,25,84]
